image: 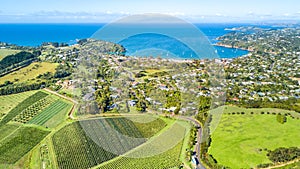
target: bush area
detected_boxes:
[0,82,48,96]
[237,99,300,113]
[267,147,300,163]
[0,51,37,76]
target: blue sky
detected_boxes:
[0,0,299,23]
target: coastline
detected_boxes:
[213,43,254,52]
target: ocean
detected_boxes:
[0,23,255,58]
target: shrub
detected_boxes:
[276,114,287,124]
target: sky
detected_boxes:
[0,0,299,23]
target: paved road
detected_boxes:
[178,116,206,169]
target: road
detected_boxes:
[43,88,78,119]
[178,116,206,169]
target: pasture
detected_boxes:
[0,62,58,85]
[0,49,20,61]
[208,106,300,168]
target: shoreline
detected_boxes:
[213,43,254,52]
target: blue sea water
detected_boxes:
[0,23,264,58]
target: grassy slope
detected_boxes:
[0,123,20,141]
[223,105,300,118]
[209,106,300,169]
[0,62,58,85]
[0,49,20,61]
[0,90,37,117]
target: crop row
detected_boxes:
[0,126,50,164]
[13,96,57,123]
[98,140,184,169]
[52,117,164,169]
[27,100,69,125]
[0,91,48,127]
[52,122,116,169]
[97,122,187,169]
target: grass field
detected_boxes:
[0,90,37,118]
[0,123,20,140]
[0,49,20,61]
[222,105,300,118]
[208,106,300,169]
[0,62,58,84]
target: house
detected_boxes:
[128,100,137,106]
[110,95,119,99]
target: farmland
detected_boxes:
[13,95,58,123]
[0,123,20,140]
[0,89,74,168]
[104,116,167,138]
[27,100,71,126]
[0,91,48,127]
[51,116,168,169]
[96,121,190,169]
[0,90,37,118]
[208,106,300,169]
[52,122,117,169]
[97,140,184,169]
[0,62,58,85]
[0,126,50,164]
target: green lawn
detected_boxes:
[208,106,300,169]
